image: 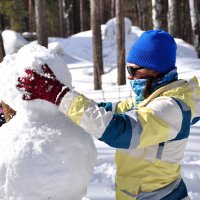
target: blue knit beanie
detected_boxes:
[127,29,177,74]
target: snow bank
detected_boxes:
[64,17,138,69]
[2,30,29,55]
[103,17,132,39]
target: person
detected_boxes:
[17,30,200,200]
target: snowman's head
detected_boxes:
[0,44,72,115]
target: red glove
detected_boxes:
[17,64,70,105]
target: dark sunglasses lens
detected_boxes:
[127,66,144,76]
[127,66,135,76]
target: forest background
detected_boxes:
[1,0,200,89]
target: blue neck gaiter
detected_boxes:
[130,68,178,105]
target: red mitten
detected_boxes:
[17,64,69,105]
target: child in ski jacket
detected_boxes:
[17,30,200,200]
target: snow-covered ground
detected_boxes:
[1,18,200,200]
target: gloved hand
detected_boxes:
[17,64,69,105]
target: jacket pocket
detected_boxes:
[115,176,140,200]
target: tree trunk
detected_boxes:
[35,0,48,47]
[152,0,168,31]
[80,0,90,31]
[168,0,179,37]
[65,0,73,37]
[136,0,144,29]
[125,0,152,30]
[130,0,143,28]
[0,14,5,31]
[72,0,80,34]
[180,0,193,44]
[100,0,112,24]
[90,0,103,90]
[116,0,126,85]
[189,0,200,57]
[28,0,34,32]
[125,0,138,27]
[142,0,153,30]
[0,33,16,122]
[0,32,5,60]
[58,0,64,37]
[111,0,115,17]
[61,0,68,37]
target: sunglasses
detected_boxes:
[127,66,144,77]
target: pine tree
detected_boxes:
[0,0,27,32]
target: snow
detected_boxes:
[2,30,28,55]
[1,18,200,200]
[0,44,97,200]
[63,18,139,68]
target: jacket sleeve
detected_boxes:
[58,90,189,149]
[98,98,135,114]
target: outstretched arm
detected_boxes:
[17,64,185,149]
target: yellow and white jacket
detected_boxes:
[58,77,200,200]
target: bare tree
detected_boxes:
[168,0,179,37]
[35,0,48,47]
[90,0,104,90]
[137,0,144,29]
[125,0,139,27]
[143,0,153,30]
[28,0,34,33]
[116,0,126,85]
[168,0,192,44]
[130,0,152,31]
[72,0,80,34]
[111,0,115,17]
[65,0,74,37]
[0,14,5,31]
[80,0,90,31]
[152,0,168,31]
[100,0,112,24]
[58,0,65,37]
[0,33,16,122]
[180,0,193,44]
[0,32,5,60]
[189,0,200,57]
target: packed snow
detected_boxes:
[0,44,97,200]
[1,17,200,200]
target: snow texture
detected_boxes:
[0,44,97,200]
[2,30,29,55]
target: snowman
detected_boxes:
[0,44,97,200]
